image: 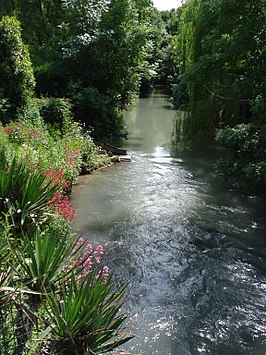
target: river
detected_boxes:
[71,88,266,355]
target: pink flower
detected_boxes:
[76,237,84,246]
[84,257,92,270]
[94,245,104,263]
[69,240,109,284]
[44,167,66,186]
[94,257,100,264]
[85,243,93,254]
[102,266,109,279]
[94,245,104,256]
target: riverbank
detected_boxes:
[0,115,132,353]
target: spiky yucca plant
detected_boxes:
[38,272,133,354]
[0,155,58,233]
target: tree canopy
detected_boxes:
[0,0,158,141]
[170,0,266,192]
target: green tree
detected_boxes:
[173,0,266,143]
[171,0,266,192]
[0,0,163,142]
[0,0,63,45]
[0,16,35,120]
[33,0,154,142]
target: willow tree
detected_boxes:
[172,0,266,191]
[173,0,266,144]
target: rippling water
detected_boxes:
[71,88,266,354]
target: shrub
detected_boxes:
[0,116,132,353]
[39,237,132,355]
[41,275,132,354]
[33,97,72,129]
[215,124,266,192]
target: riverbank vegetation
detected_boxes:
[0,112,133,352]
[0,0,158,143]
[0,103,132,352]
[166,0,266,193]
[0,5,137,351]
[1,1,265,193]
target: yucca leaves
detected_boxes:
[0,157,58,230]
[0,155,133,354]
[9,229,79,293]
[43,274,133,353]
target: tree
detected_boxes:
[171,0,266,192]
[0,16,35,120]
[0,0,64,45]
[0,0,162,142]
[33,0,154,142]
[173,0,266,143]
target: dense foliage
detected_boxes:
[1,1,265,351]
[0,3,162,352]
[0,0,160,142]
[0,16,35,120]
[0,114,131,353]
[170,0,266,193]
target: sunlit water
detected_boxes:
[71,88,266,355]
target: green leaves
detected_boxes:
[215,124,266,191]
[10,228,78,293]
[44,273,133,353]
[173,0,266,141]
[0,156,58,230]
[0,16,35,119]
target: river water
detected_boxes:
[71,88,266,355]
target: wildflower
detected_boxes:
[44,168,66,186]
[50,191,75,222]
[94,245,104,264]
[27,127,43,140]
[95,245,104,255]
[84,257,92,270]
[3,126,14,135]
[76,237,84,246]
[63,180,71,191]
[102,266,109,279]
[85,243,93,254]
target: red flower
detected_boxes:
[44,167,66,186]
[50,191,75,222]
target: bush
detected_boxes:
[68,84,128,143]
[33,97,72,129]
[215,124,266,192]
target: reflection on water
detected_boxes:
[71,88,266,354]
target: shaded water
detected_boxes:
[71,88,266,354]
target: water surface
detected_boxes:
[71,88,266,355]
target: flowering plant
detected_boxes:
[71,237,109,282]
[42,266,131,354]
[50,192,75,222]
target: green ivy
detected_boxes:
[0,16,35,120]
